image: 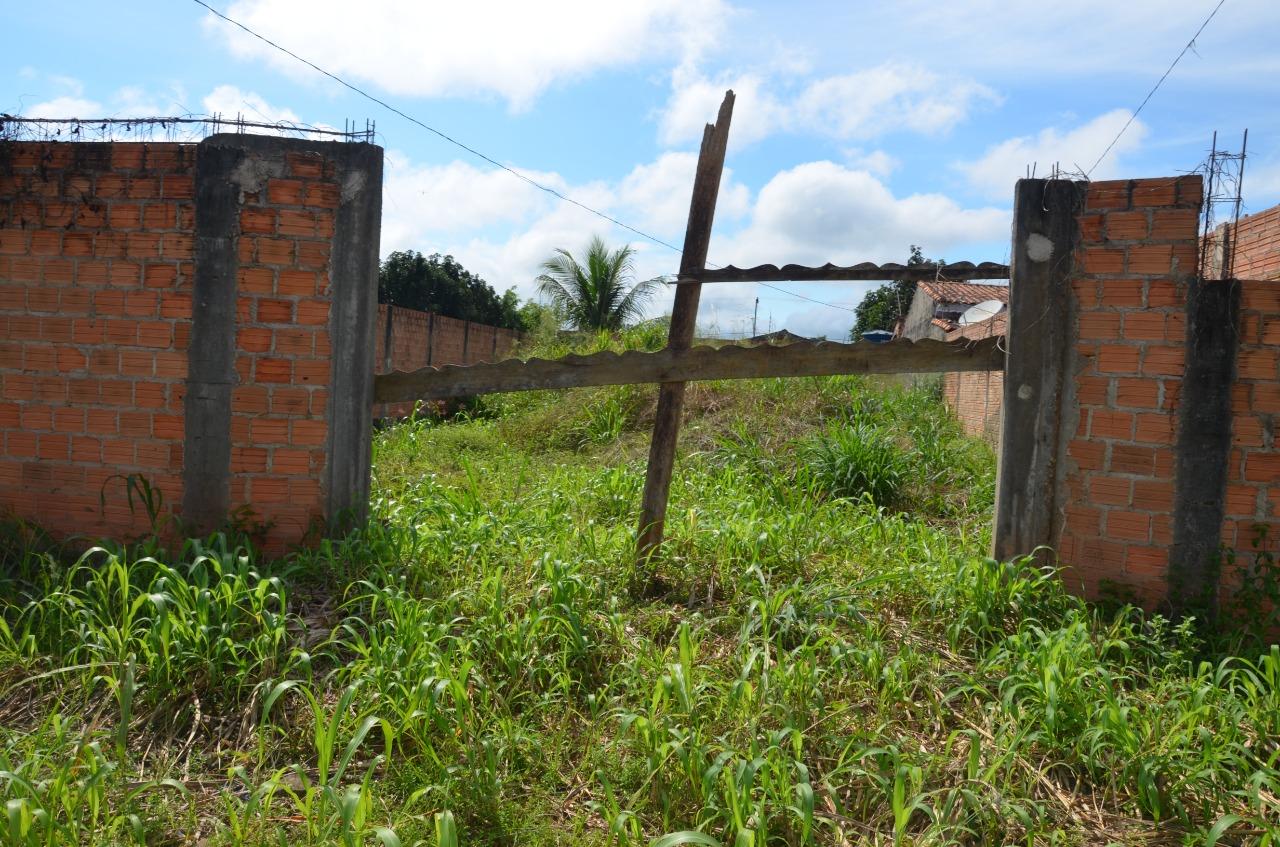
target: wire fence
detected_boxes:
[0,114,375,144]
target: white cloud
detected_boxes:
[380,154,565,263]
[659,69,790,147]
[659,62,998,147]
[206,0,727,110]
[855,0,1280,80]
[380,149,756,307]
[382,154,1006,333]
[712,161,1007,269]
[20,74,100,118]
[794,65,997,139]
[19,74,194,122]
[843,148,898,178]
[25,96,104,119]
[616,152,750,235]
[201,84,302,125]
[956,110,1148,200]
[379,152,667,302]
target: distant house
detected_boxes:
[897,281,1009,341]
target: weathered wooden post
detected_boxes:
[635,91,734,561]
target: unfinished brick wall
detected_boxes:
[224,146,346,542]
[1053,177,1203,604]
[1206,203,1280,280]
[996,174,1279,618]
[0,135,382,552]
[0,142,195,538]
[372,304,521,418]
[1222,282,1280,580]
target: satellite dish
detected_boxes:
[959,300,1005,326]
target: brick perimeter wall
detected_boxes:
[1055,177,1201,603]
[226,145,343,544]
[1223,282,1280,581]
[1050,176,1280,610]
[943,314,1006,441]
[0,137,381,551]
[1207,204,1280,281]
[942,370,1004,441]
[372,304,521,419]
[1,142,195,541]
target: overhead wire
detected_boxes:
[190,0,859,317]
[1086,0,1228,176]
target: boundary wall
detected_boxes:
[0,135,382,551]
[372,304,521,419]
[995,175,1278,619]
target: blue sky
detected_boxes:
[6,0,1279,338]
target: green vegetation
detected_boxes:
[379,250,527,331]
[2,328,1278,845]
[848,246,930,340]
[536,236,661,332]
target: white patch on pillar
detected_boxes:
[1026,233,1053,262]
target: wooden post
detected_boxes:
[636,90,734,561]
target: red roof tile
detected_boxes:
[918,281,1010,305]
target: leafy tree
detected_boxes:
[849,245,931,340]
[378,250,525,330]
[514,300,562,346]
[535,236,660,332]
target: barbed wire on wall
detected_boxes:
[0,114,375,144]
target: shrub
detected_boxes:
[804,423,908,508]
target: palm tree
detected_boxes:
[535,236,660,332]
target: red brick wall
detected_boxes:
[1207,203,1280,280]
[0,142,194,541]
[372,304,521,418]
[943,370,1003,441]
[943,314,1006,441]
[1222,281,1280,584]
[226,148,342,545]
[1055,177,1204,604]
[0,139,372,551]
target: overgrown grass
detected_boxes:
[1,330,1277,845]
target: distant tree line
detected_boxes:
[380,239,661,336]
[378,251,527,331]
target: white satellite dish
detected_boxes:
[958,299,1006,326]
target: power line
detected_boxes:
[191,0,681,253]
[191,0,862,318]
[1086,0,1228,176]
[759,282,857,312]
